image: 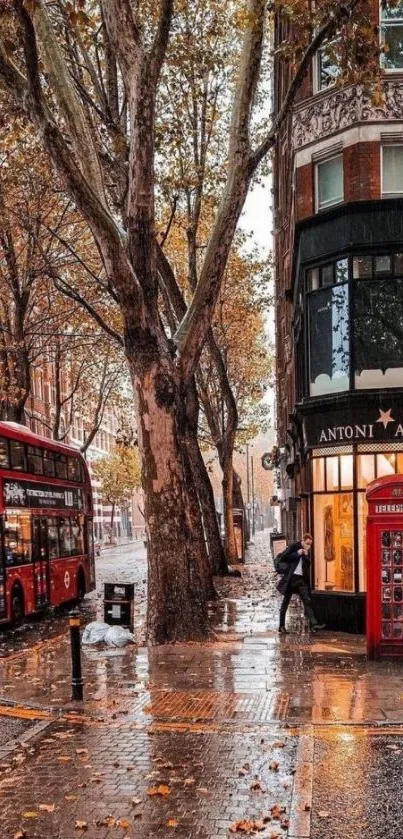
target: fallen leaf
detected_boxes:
[75,821,88,830]
[132,797,142,806]
[270,805,286,820]
[76,749,89,756]
[229,819,266,834]
[167,818,179,828]
[281,818,289,829]
[39,803,55,813]
[134,812,143,819]
[13,831,26,839]
[57,756,71,763]
[269,761,279,772]
[272,741,286,748]
[22,812,38,819]
[117,819,131,829]
[147,784,171,796]
[250,778,264,791]
[183,777,195,787]
[65,795,78,801]
[318,811,329,819]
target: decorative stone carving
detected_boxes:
[292,80,403,149]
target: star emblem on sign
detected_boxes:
[376,408,395,429]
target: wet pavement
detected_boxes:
[1,533,403,836]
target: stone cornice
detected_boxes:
[292,79,403,149]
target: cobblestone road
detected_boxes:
[1,532,403,837]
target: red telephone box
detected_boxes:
[366,475,403,659]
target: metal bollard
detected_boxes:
[69,608,83,701]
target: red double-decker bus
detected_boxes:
[0,422,96,624]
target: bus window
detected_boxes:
[9,440,26,471]
[59,517,72,556]
[43,451,56,478]
[70,516,84,555]
[0,437,9,467]
[47,517,60,559]
[55,454,67,480]
[67,457,81,482]
[27,446,44,475]
[4,512,32,566]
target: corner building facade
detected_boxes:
[274,0,403,631]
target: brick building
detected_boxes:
[25,365,139,544]
[274,1,403,630]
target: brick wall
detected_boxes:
[344,141,380,202]
[295,163,313,221]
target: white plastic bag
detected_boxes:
[82,620,109,645]
[104,625,135,647]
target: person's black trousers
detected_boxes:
[279,574,317,628]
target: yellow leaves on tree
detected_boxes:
[92,445,141,531]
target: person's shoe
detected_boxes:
[311,623,326,632]
[278,626,288,634]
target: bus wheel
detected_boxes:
[77,570,86,600]
[11,586,24,626]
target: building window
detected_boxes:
[308,282,350,396]
[316,40,339,90]
[306,252,403,394]
[316,155,343,211]
[354,273,403,389]
[381,0,403,70]
[382,146,403,196]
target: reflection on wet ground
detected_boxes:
[2,533,403,836]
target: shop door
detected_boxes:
[32,517,50,607]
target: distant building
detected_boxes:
[274,1,403,630]
[25,364,139,544]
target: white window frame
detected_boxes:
[315,154,344,212]
[381,144,403,197]
[380,0,403,72]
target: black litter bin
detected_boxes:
[104,582,134,632]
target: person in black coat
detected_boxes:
[277,533,325,634]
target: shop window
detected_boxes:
[340,455,353,489]
[321,263,334,287]
[313,458,325,492]
[357,454,375,488]
[27,446,44,475]
[314,493,354,592]
[335,258,348,284]
[381,1,403,70]
[326,457,339,491]
[354,277,403,389]
[309,283,350,396]
[9,441,26,471]
[0,437,9,468]
[382,146,403,195]
[376,452,396,477]
[395,253,403,274]
[316,156,343,210]
[357,492,368,592]
[4,512,32,566]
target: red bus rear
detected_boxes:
[0,422,95,624]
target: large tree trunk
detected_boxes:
[222,455,238,563]
[186,429,229,576]
[183,378,228,577]
[130,352,213,643]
